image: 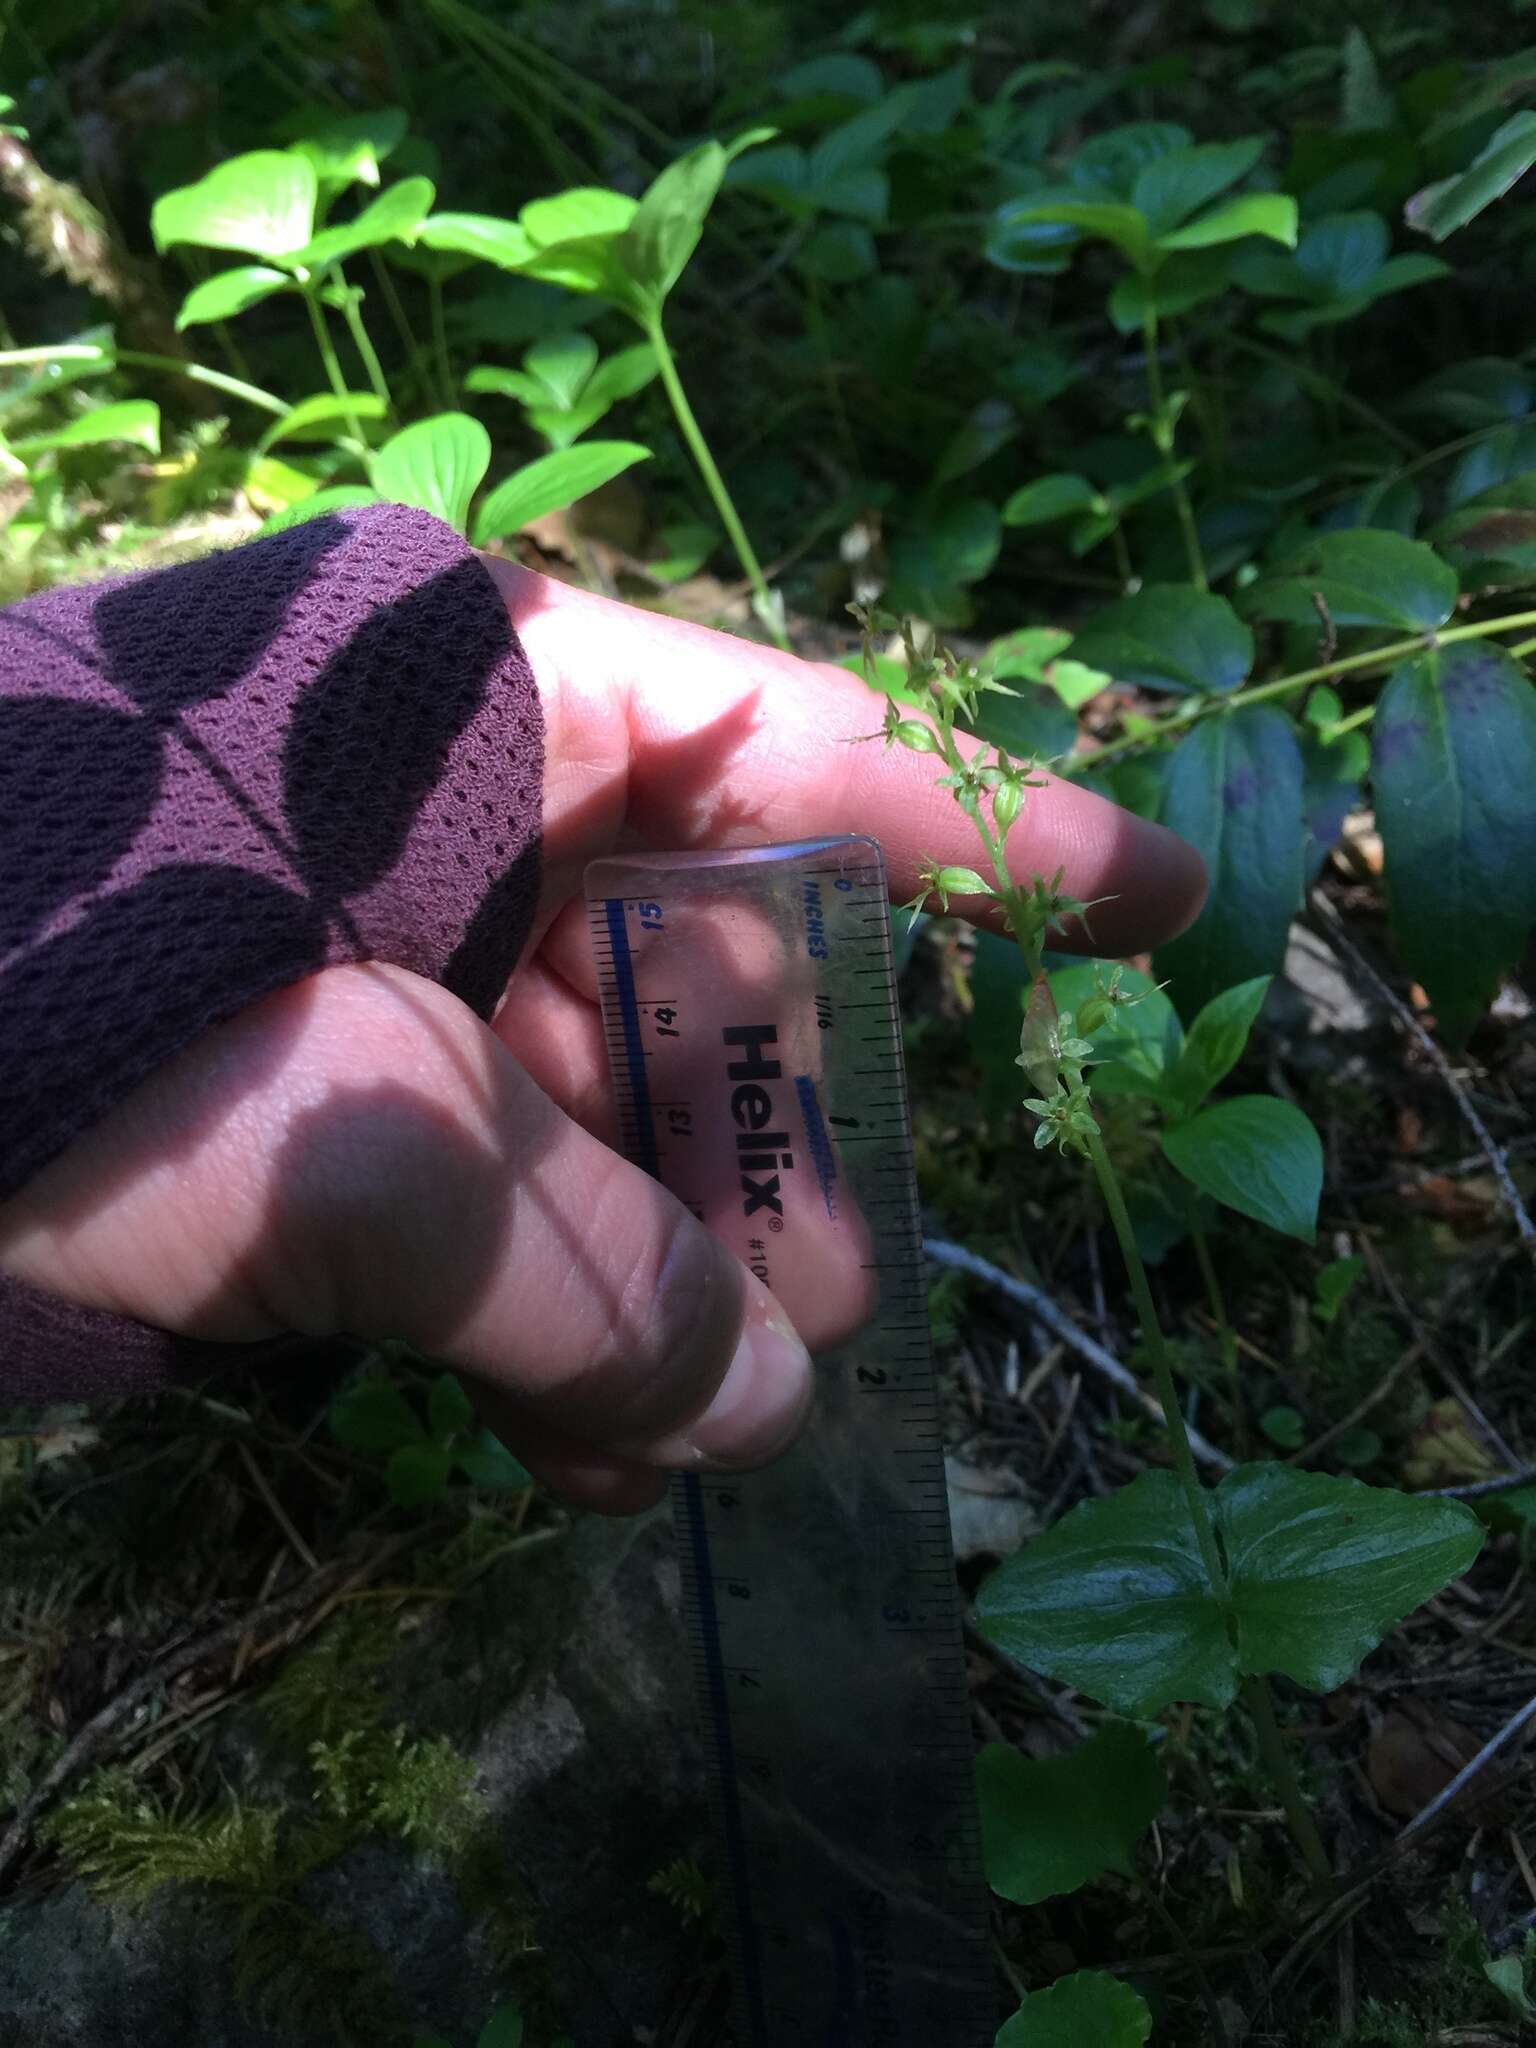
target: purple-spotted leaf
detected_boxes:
[1373,644,1536,1039]
[1153,707,1305,1020]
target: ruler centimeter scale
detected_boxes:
[586,835,993,2046]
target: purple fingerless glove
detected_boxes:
[0,504,542,1400]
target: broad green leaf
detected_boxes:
[428,1371,473,1444]
[256,485,379,536]
[990,196,1153,271]
[885,499,1002,627]
[416,213,534,269]
[968,929,1033,1116]
[1068,586,1252,695]
[525,329,598,408]
[1107,248,1238,334]
[988,626,1073,677]
[966,685,1076,763]
[1072,121,1192,201]
[1403,357,1532,430]
[1260,1406,1306,1450]
[777,53,884,103]
[1154,707,1305,1020]
[373,412,491,534]
[985,194,1080,275]
[582,342,660,409]
[1300,725,1367,881]
[1132,136,1264,237]
[1165,976,1271,1114]
[1315,1255,1365,1324]
[523,187,637,247]
[455,1428,533,1491]
[175,265,294,329]
[978,1723,1166,1905]
[152,150,317,261]
[1341,27,1394,133]
[978,1464,1482,1716]
[1001,473,1100,527]
[471,439,651,545]
[796,221,877,281]
[810,94,912,183]
[1162,1093,1321,1240]
[463,366,547,407]
[291,108,408,191]
[1217,1464,1482,1690]
[997,1973,1151,2048]
[386,1441,454,1506]
[1294,210,1388,296]
[15,399,160,457]
[1373,645,1536,1039]
[619,129,773,307]
[292,175,435,269]
[1243,529,1457,632]
[260,391,388,445]
[1156,191,1297,252]
[1407,111,1536,241]
[244,456,323,512]
[978,1470,1233,1715]
[329,1374,423,1453]
[476,2008,525,2048]
[1047,959,1182,1099]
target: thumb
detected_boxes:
[0,963,814,1512]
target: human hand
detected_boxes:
[0,563,1204,1513]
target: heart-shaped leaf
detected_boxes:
[978,1464,1482,1717]
[471,439,651,545]
[1153,707,1305,1018]
[1244,528,1457,632]
[292,174,435,269]
[1407,110,1536,241]
[1165,976,1271,1114]
[152,151,317,262]
[329,1374,424,1453]
[1373,644,1536,1039]
[176,265,294,329]
[1069,586,1252,695]
[979,1723,1166,1905]
[1162,1093,1321,1240]
[386,1441,454,1506]
[997,1973,1151,2048]
[372,412,491,533]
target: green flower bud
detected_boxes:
[894,719,941,754]
[993,780,1023,831]
[932,865,991,897]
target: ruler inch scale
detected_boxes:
[586,835,992,2047]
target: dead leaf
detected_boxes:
[1368,1704,1515,1825]
[1402,1397,1499,1489]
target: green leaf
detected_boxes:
[385,1441,454,1507]
[256,485,379,536]
[292,108,408,191]
[329,1375,424,1453]
[618,129,774,307]
[978,1723,1166,1905]
[1244,529,1457,633]
[428,1371,473,1444]
[989,196,1153,271]
[1047,959,1183,1099]
[1073,121,1192,202]
[15,399,161,457]
[1069,586,1252,695]
[525,329,598,408]
[1156,191,1297,252]
[471,439,651,545]
[1166,976,1271,1114]
[415,213,534,269]
[1373,644,1536,1039]
[1341,27,1394,133]
[1294,210,1389,297]
[978,1464,1482,1717]
[175,265,294,329]
[463,366,547,408]
[1108,248,1238,334]
[1132,137,1264,237]
[885,499,1002,627]
[1260,1405,1306,1450]
[795,222,876,282]
[582,341,660,409]
[1407,111,1536,241]
[1154,708,1304,1021]
[523,186,638,247]
[259,391,388,445]
[455,1428,533,1492]
[292,175,435,269]
[966,686,1076,763]
[1485,1955,1536,2025]
[475,2003,525,2048]
[1315,1255,1365,1324]
[373,412,491,534]
[1162,1094,1322,1240]
[997,1973,1151,2048]
[1001,473,1100,527]
[152,151,317,261]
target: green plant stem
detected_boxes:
[1066,604,1536,773]
[1141,303,1207,592]
[1190,1205,1244,1454]
[331,271,393,415]
[301,291,372,477]
[0,344,286,417]
[644,312,789,650]
[428,277,455,410]
[1318,702,1376,742]
[1109,520,1136,590]
[1242,1676,1332,1879]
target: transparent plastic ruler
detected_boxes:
[585,835,993,2046]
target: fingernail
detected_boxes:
[667,1291,814,1470]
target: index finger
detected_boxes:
[497,564,1206,958]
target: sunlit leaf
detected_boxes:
[292,175,435,269]
[14,398,160,457]
[151,150,317,261]
[1407,110,1536,241]
[372,412,491,533]
[175,265,294,329]
[471,439,651,545]
[1156,190,1297,252]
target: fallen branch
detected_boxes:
[923,1238,1233,1473]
